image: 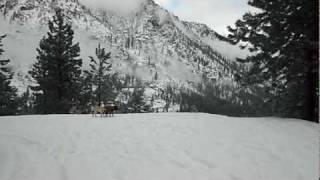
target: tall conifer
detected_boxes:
[84,44,112,105]
[228,0,318,122]
[29,9,82,114]
[0,35,17,115]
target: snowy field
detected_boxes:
[0,113,318,180]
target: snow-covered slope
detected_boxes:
[0,0,247,88]
[0,113,318,180]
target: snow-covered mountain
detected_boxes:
[0,0,248,110]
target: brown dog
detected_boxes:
[104,105,118,117]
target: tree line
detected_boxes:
[177,0,318,123]
[0,9,148,115]
[0,1,318,123]
[227,0,318,122]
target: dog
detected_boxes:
[91,105,105,117]
[104,105,119,117]
[91,104,118,117]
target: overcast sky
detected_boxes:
[154,0,253,35]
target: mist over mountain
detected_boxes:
[79,0,146,14]
[0,0,249,111]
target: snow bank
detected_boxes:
[0,113,318,180]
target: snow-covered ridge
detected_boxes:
[0,0,248,110]
[0,0,242,80]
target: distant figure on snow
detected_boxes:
[104,101,118,117]
[91,101,118,117]
[91,102,105,118]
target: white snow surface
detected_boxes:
[0,113,318,180]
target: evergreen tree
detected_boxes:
[0,35,18,115]
[76,74,93,113]
[228,0,318,122]
[127,80,147,113]
[29,9,82,114]
[17,87,34,115]
[154,71,158,81]
[162,85,175,112]
[84,44,112,105]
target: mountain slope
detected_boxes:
[0,0,248,110]
[0,0,246,79]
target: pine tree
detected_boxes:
[29,9,82,114]
[0,35,18,115]
[17,87,34,115]
[77,74,94,113]
[84,44,112,106]
[127,80,147,113]
[162,85,175,112]
[154,71,158,81]
[128,87,146,113]
[228,0,318,122]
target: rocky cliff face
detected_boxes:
[0,0,245,110]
